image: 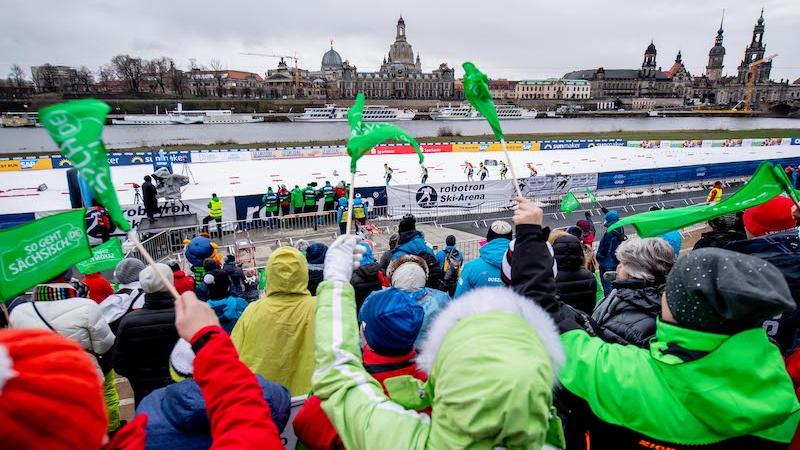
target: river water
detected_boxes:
[1,116,798,154]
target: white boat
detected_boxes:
[1,112,38,128]
[431,104,537,121]
[289,104,416,122]
[112,103,264,125]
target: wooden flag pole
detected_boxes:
[127,230,182,301]
[345,171,356,235]
[500,138,523,198]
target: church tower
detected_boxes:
[737,9,771,84]
[705,11,725,82]
[640,41,657,78]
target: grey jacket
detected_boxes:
[591,278,665,348]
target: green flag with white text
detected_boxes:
[585,188,598,205]
[608,162,796,237]
[76,238,125,274]
[463,62,503,141]
[39,99,131,232]
[0,209,91,300]
[560,192,580,214]
[346,93,423,173]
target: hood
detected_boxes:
[659,231,683,256]
[552,235,584,271]
[207,296,246,322]
[266,247,310,296]
[305,243,328,265]
[392,231,433,259]
[479,238,510,268]
[648,319,800,439]
[358,242,376,265]
[603,210,620,227]
[338,197,348,207]
[161,375,291,433]
[353,197,364,206]
[414,287,564,449]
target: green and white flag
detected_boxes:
[76,238,125,274]
[346,92,423,173]
[609,162,798,237]
[585,188,598,205]
[40,99,131,232]
[560,192,580,214]
[0,209,91,300]
[462,62,503,141]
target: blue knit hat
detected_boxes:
[359,288,424,356]
[305,243,328,265]
[603,210,620,227]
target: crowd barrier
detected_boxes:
[4,136,798,171]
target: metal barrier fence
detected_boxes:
[374,238,484,265]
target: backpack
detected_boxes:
[442,248,463,282]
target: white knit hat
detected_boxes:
[139,263,174,294]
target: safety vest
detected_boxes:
[353,204,366,219]
[323,185,334,201]
[303,187,317,206]
[706,187,723,204]
[209,198,223,219]
[263,192,278,211]
[339,206,349,223]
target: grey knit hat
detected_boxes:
[665,248,795,333]
[114,258,146,284]
[139,263,174,294]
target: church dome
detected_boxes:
[645,41,656,54]
[321,46,343,71]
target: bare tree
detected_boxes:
[208,59,226,97]
[169,61,188,98]
[8,64,25,87]
[75,66,94,93]
[144,57,172,94]
[31,63,58,92]
[111,54,144,94]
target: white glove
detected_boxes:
[324,235,366,283]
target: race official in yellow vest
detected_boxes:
[202,193,223,237]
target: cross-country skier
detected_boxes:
[499,161,508,180]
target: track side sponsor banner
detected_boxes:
[522,173,598,197]
[387,180,514,215]
[190,149,252,164]
[370,143,452,155]
[791,138,800,146]
[0,158,53,171]
[540,139,626,150]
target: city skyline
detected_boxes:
[1,0,799,82]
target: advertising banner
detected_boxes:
[387,179,514,215]
[52,151,191,168]
[190,149,252,164]
[791,138,800,146]
[370,143,452,155]
[626,140,663,149]
[711,139,744,148]
[0,158,53,172]
[750,137,784,147]
[485,142,524,152]
[76,238,124,274]
[540,139,626,150]
[452,143,481,152]
[522,173,598,197]
[251,148,275,160]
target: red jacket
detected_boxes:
[334,187,347,200]
[83,273,114,303]
[172,270,196,294]
[292,348,427,450]
[785,349,800,450]
[105,325,282,450]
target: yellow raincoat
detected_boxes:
[231,247,316,396]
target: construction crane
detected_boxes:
[240,52,302,95]
[741,53,777,112]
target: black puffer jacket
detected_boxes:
[590,278,664,348]
[693,230,746,250]
[552,235,597,315]
[112,292,179,405]
[350,262,382,311]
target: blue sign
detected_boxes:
[0,212,36,230]
[51,150,191,168]
[152,149,174,173]
[354,186,387,208]
[540,139,626,151]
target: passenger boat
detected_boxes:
[289,104,416,122]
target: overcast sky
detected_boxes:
[2,0,799,82]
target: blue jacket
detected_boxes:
[135,374,291,450]
[597,210,626,269]
[454,238,509,297]
[391,231,434,260]
[408,287,451,346]
[336,197,349,223]
[207,296,249,334]
[435,245,458,270]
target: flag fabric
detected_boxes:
[76,238,125,274]
[560,192,581,214]
[462,62,503,141]
[585,188,598,205]
[39,99,131,232]
[0,209,92,300]
[346,93,424,173]
[608,162,795,237]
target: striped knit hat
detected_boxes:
[501,239,557,286]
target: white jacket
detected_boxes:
[10,297,115,356]
[100,282,145,325]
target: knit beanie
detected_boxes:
[203,258,221,273]
[0,329,107,449]
[387,255,429,291]
[169,338,194,382]
[665,248,795,333]
[360,288,425,355]
[114,258,146,284]
[603,210,620,227]
[445,235,456,247]
[140,263,174,294]
[576,219,591,234]
[204,269,231,300]
[486,220,513,242]
[398,215,417,234]
[743,195,797,237]
[305,243,329,265]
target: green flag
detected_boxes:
[462,62,503,141]
[76,238,124,274]
[608,162,794,237]
[0,209,91,300]
[585,188,598,205]
[346,93,423,173]
[560,192,581,214]
[40,99,131,232]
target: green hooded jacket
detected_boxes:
[290,187,304,208]
[313,281,564,449]
[560,319,800,445]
